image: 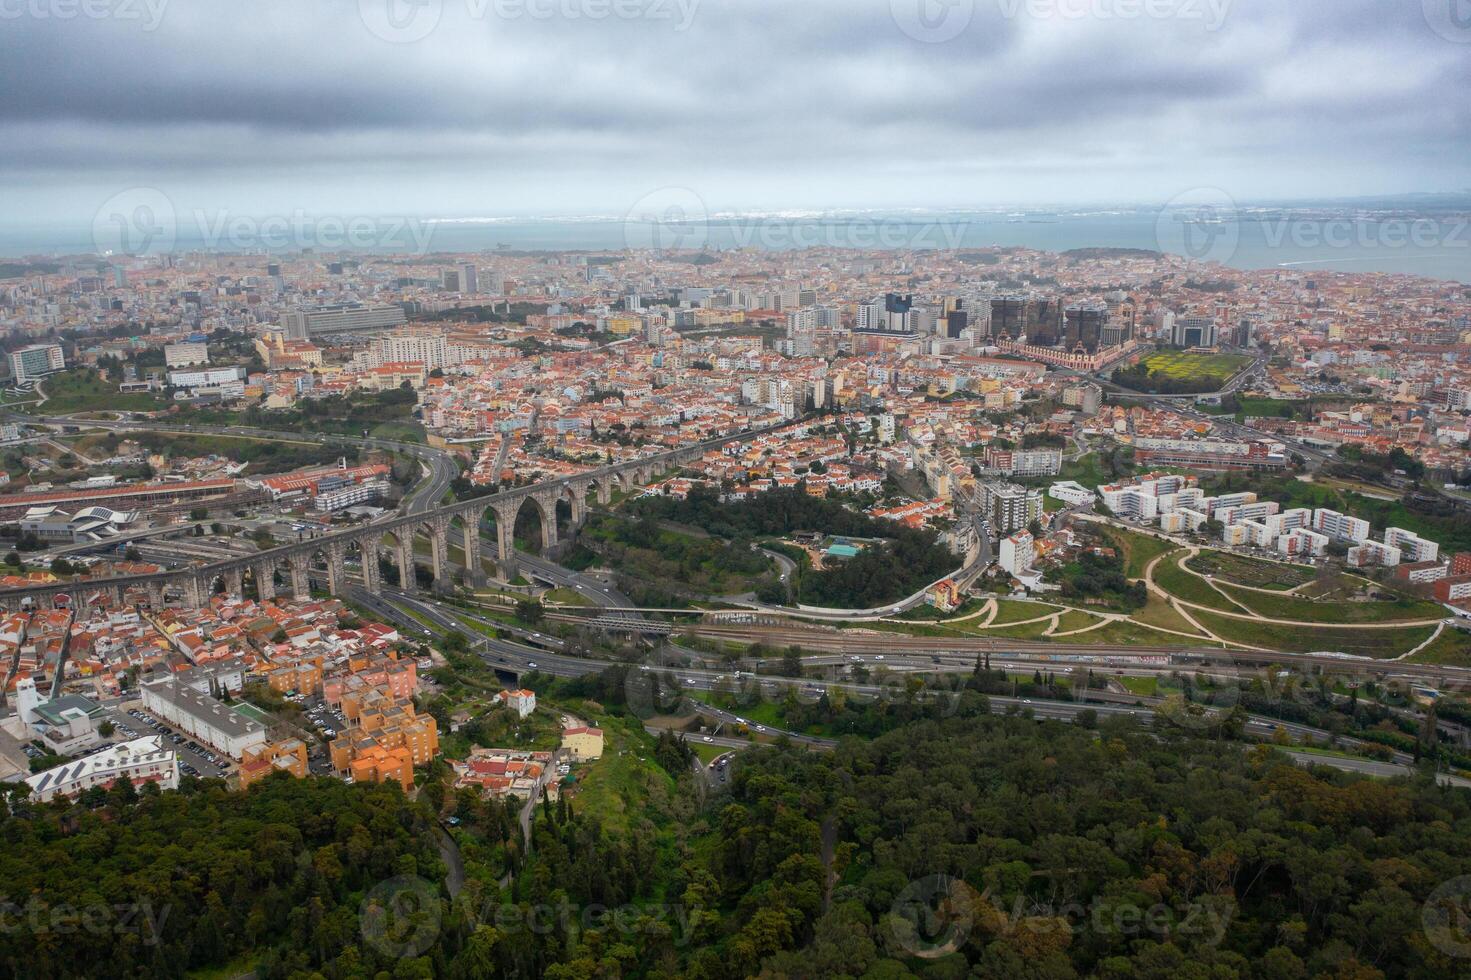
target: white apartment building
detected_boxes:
[168,365,246,390]
[1100,485,1159,521]
[998,530,1035,576]
[314,477,391,512]
[1313,508,1372,543]
[26,736,178,802]
[1347,540,1402,568]
[8,343,65,382]
[980,482,1044,534]
[1216,501,1281,526]
[1385,528,1439,564]
[1277,528,1329,558]
[282,304,406,339]
[1207,492,1258,515]
[375,332,450,371]
[141,677,269,759]
[164,342,209,368]
[1238,520,1275,547]
[1157,488,1206,514]
[1264,508,1313,538]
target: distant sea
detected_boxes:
[2,209,1468,284]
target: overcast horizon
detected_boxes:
[3,0,1470,230]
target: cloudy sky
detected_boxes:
[2,0,1468,229]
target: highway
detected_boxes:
[1280,750,1471,790]
[346,583,1433,771]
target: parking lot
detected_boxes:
[283,693,346,776]
[113,705,232,780]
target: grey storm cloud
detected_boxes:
[0,0,1468,224]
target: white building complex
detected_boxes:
[7,344,65,383]
[141,677,269,759]
[1385,528,1439,564]
[1312,509,1371,543]
[1096,474,1435,569]
[26,736,178,802]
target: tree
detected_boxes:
[49,558,75,576]
[514,599,545,625]
[780,646,804,678]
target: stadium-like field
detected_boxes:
[1137,351,1250,380]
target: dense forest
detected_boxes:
[0,776,445,978]
[629,486,959,607]
[5,714,1470,978]
[573,512,775,601]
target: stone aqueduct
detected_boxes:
[0,424,785,613]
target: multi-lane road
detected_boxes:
[343,577,1471,786]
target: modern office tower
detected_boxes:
[1063,302,1108,353]
[1026,297,1062,345]
[945,305,968,338]
[856,294,917,335]
[458,263,479,294]
[1174,314,1218,348]
[440,268,462,291]
[8,344,66,382]
[990,295,1027,339]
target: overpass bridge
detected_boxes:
[0,420,794,613]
